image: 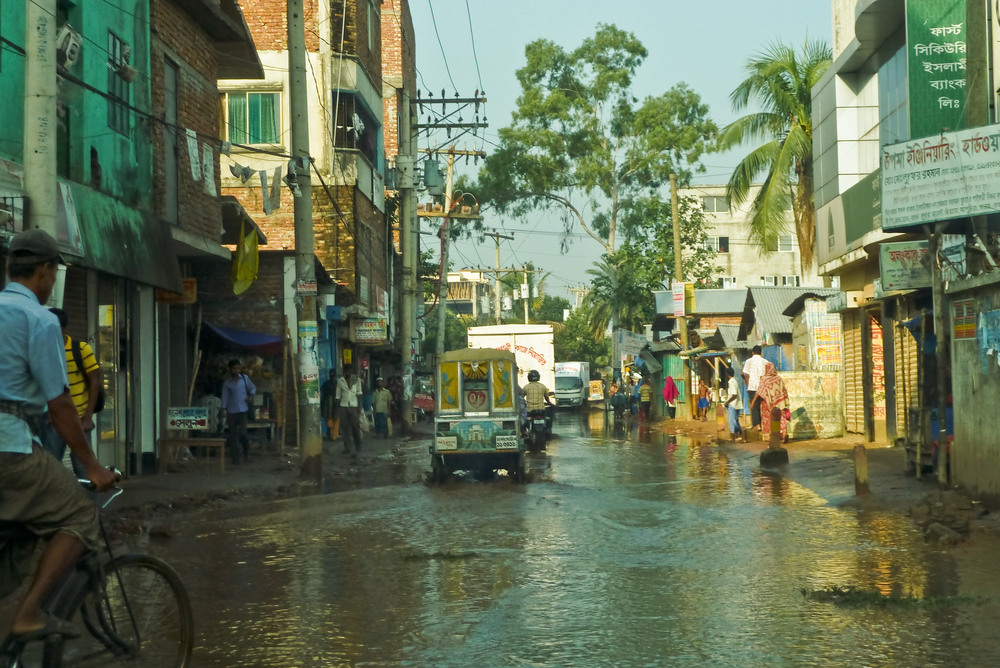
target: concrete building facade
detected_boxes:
[680,185,803,290]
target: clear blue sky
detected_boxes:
[410,0,832,302]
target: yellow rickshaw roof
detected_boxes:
[440,347,517,364]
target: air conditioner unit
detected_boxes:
[56,24,82,69]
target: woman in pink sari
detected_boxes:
[752,363,789,441]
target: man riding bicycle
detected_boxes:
[0,229,116,642]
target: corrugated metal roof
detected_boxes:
[716,324,747,350]
[692,289,747,314]
[738,287,841,340]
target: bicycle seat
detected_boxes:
[0,521,35,542]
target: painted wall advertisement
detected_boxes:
[882,122,1000,230]
[298,320,320,404]
[871,317,886,420]
[354,318,388,344]
[879,241,931,291]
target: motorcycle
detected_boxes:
[526,405,553,452]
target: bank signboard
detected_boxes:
[882,123,1000,230]
[906,0,972,140]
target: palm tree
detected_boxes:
[584,253,654,338]
[719,40,832,281]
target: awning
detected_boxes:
[202,321,284,355]
[638,348,662,373]
[221,196,267,245]
[67,182,184,292]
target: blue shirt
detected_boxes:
[0,283,69,453]
[221,374,256,413]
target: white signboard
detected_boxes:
[616,328,646,357]
[882,123,1000,230]
[167,407,209,430]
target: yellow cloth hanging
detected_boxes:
[232,221,259,295]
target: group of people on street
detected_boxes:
[323,367,396,456]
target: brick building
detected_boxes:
[148,0,267,451]
[217,0,400,428]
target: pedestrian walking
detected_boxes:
[741,345,768,429]
[221,359,256,464]
[639,379,652,422]
[751,362,789,442]
[336,366,363,453]
[372,378,393,439]
[40,308,102,477]
[662,376,679,419]
[724,367,747,443]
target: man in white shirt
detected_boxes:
[742,346,767,429]
[336,365,364,453]
[725,367,746,443]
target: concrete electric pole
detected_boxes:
[483,230,513,324]
[288,0,321,481]
[434,150,456,358]
[23,0,58,235]
[670,173,693,419]
[397,90,417,432]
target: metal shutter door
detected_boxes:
[844,311,863,434]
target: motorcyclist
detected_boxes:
[523,370,554,435]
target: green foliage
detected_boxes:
[475,24,717,254]
[554,305,611,367]
[584,192,718,336]
[421,309,468,356]
[535,295,571,323]
[719,40,832,274]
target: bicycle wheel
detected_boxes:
[57,554,193,667]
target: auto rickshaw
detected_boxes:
[431,348,526,483]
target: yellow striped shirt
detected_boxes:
[65,336,99,418]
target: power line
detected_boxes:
[463,0,484,92]
[426,0,457,93]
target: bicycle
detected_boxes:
[0,474,194,667]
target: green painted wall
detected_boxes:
[0,0,153,212]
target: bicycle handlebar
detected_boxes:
[77,467,123,491]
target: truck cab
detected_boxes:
[554,362,590,408]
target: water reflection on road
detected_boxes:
[165,411,1000,667]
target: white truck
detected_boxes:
[467,324,555,392]
[554,362,590,408]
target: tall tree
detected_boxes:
[584,192,718,337]
[719,40,831,280]
[477,24,717,255]
[555,304,611,368]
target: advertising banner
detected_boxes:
[882,122,1000,229]
[879,241,931,291]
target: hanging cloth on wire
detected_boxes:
[232,221,259,295]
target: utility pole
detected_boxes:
[670,173,693,420]
[398,90,417,432]
[522,265,530,324]
[435,150,456,357]
[23,0,58,235]
[483,230,513,324]
[288,0,321,481]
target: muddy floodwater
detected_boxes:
[158,412,1000,667]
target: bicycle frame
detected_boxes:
[0,487,143,666]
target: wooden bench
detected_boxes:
[158,438,227,475]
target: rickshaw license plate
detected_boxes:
[533,419,546,426]
[495,435,518,449]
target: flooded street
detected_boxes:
[161,412,1000,667]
